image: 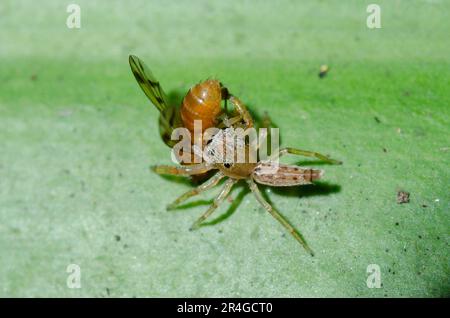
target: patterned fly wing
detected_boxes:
[129,55,181,147]
[129,55,169,112]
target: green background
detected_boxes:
[0,0,448,297]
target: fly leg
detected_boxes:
[220,84,230,113]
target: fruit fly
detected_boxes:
[152,116,342,255]
[128,55,252,148]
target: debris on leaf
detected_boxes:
[397,191,410,204]
[319,64,329,78]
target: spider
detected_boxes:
[152,104,341,255]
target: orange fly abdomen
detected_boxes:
[180,79,222,132]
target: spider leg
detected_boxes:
[217,115,243,128]
[260,111,273,130]
[259,111,276,149]
[273,147,342,165]
[151,162,212,176]
[220,95,253,129]
[190,178,237,230]
[234,96,254,128]
[246,178,314,256]
[167,172,225,210]
[216,96,253,129]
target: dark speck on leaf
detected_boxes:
[374,116,381,123]
[382,148,388,153]
[395,222,399,226]
[114,235,121,242]
[418,235,422,239]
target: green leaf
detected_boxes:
[0,0,448,297]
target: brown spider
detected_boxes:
[152,102,341,255]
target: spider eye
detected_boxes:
[223,163,232,169]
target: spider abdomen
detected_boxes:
[253,164,323,187]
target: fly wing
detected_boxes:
[129,55,182,148]
[129,55,169,112]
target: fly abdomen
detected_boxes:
[180,79,222,132]
[252,163,324,187]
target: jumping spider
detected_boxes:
[152,105,341,255]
